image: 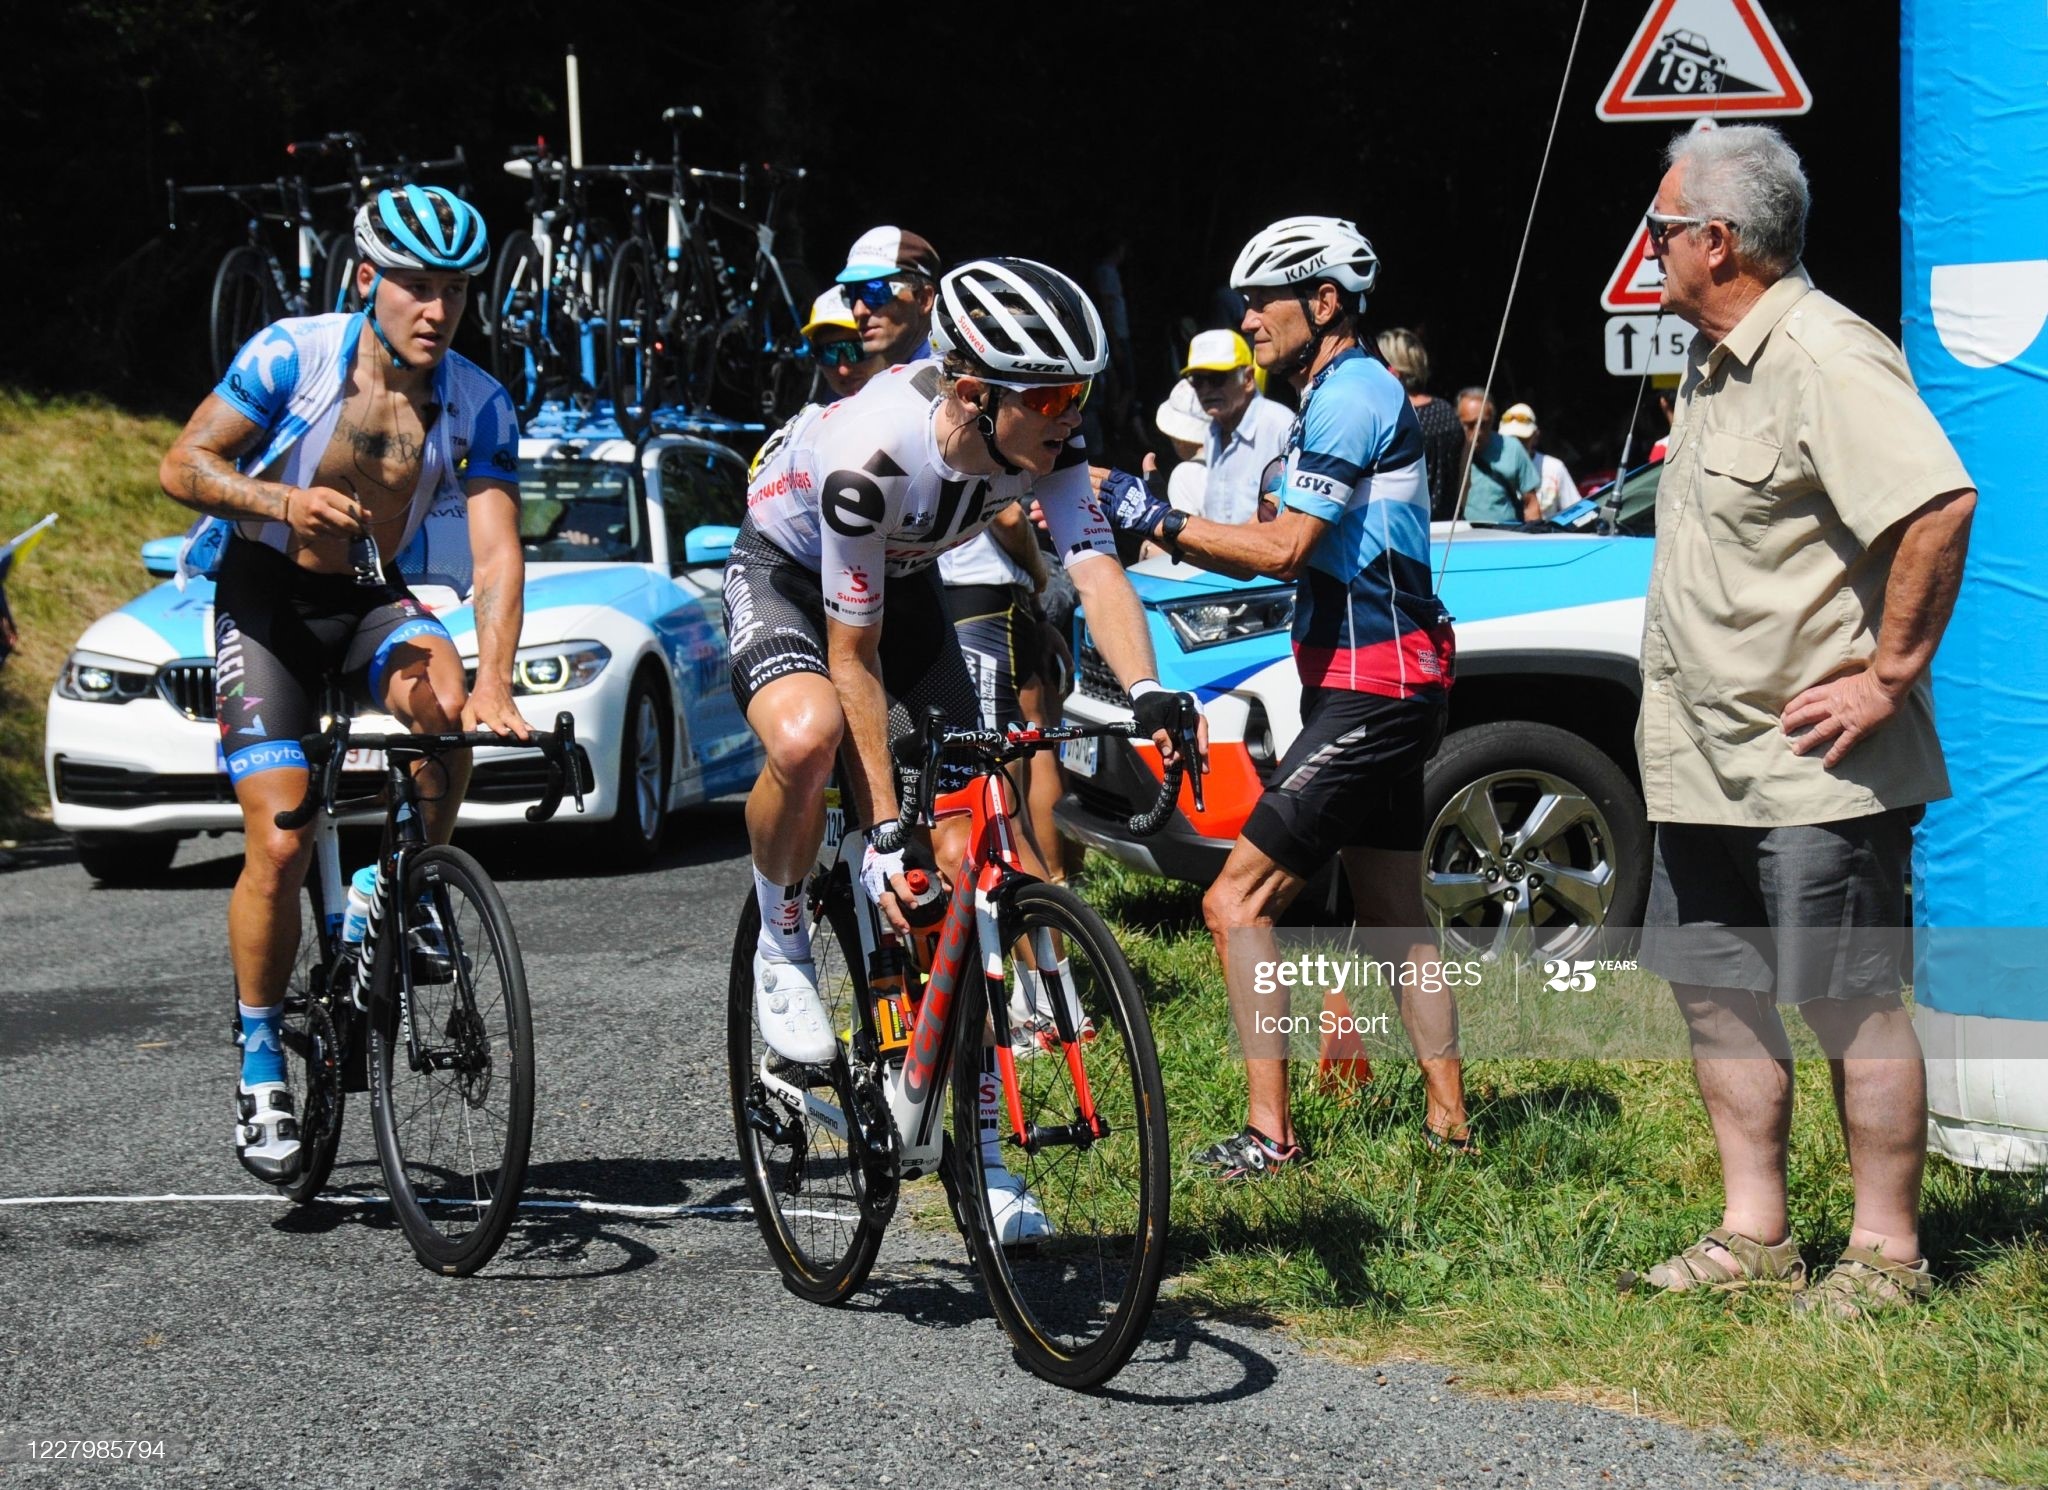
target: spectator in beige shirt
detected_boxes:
[1620,126,1976,1318]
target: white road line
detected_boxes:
[0,1193,858,1224]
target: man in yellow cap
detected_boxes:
[801,287,884,402]
[1184,330,1293,524]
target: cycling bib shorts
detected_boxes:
[213,537,453,783]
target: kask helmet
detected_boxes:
[931,258,1108,384]
[354,185,490,274]
[1230,216,1379,312]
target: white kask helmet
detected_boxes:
[930,257,1109,385]
[1230,215,1380,312]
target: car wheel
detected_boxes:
[599,673,670,867]
[75,833,179,886]
[1419,722,1649,962]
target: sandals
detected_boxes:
[1618,1225,1807,1295]
[1421,1122,1481,1156]
[1793,1245,1934,1318]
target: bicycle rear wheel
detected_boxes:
[278,880,345,1204]
[949,881,1168,1388]
[727,879,885,1304]
[367,845,535,1276]
[210,246,284,377]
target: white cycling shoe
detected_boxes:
[235,1081,303,1185]
[753,949,836,1065]
[985,1167,1054,1246]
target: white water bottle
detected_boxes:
[341,865,378,944]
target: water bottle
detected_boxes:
[341,865,378,945]
[867,939,915,1063]
[900,869,948,972]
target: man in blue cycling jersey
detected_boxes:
[160,185,529,1185]
[1100,217,1472,1178]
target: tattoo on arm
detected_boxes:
[162,399,286,522]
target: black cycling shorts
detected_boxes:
[1241,686,1448,878]
[722,523,979,758]
[944,582,1043,731]
[213,537,453,784]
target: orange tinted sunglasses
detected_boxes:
[1006,380,1091,418]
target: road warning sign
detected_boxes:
[1603,222,1664,313]
[1596,0,1811,121]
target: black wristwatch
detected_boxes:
[1159,509,1189,559]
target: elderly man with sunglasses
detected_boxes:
[1618,126,1976,1319]
[836,224,942,366]
[729,257,1204,1243]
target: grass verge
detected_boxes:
[1079,855,2048,1486]
[0,390,184,838]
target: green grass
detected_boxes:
[1079,855,2048,1486]
[0,391,185,837]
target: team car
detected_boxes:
[45,405,764,883]
[1058,469,1662,960]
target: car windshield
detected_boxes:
[518,459,649,563]
[1611,461,1662,536]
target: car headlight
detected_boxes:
[1159,589,1296,651]
[56,652,154,703]
[510,641,611,695]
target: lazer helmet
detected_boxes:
[353,185,490,274]
[930,257,1109,386]
[1229,215,1379,311]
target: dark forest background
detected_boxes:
[7,1,1893,473]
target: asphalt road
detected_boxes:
[0,810,1901,1489]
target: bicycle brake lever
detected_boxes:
[1178,696,1205,816]
[556,711,585,814]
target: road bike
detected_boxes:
[726,704,1197,1387]
[488,140,624,419]
[605,106,813,432]
[170,136,469,376]
[266,680,583,1275]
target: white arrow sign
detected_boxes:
[1605,315,1693,377]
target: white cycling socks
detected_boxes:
[753,866,809,963]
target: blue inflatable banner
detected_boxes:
[1902,0,2048,1023]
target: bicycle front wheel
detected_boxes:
[949,881,1168,1389]
[488,230,548,419]
[367,845,535,1276]
[727,880,884,1304]
[605,237,661,430]
[210,246,283,377]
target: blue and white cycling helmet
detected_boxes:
[353,185,488,368]
[353,185,490,273]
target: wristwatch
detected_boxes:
[1159,509,1189,559]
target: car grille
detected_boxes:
[156,660,216,721]
[1074,635,1124,706]
[56,759,235,807]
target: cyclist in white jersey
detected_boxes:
[728,259,1204,1236]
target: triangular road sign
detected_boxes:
[1597,0,1811,121]
[1602,223,1665,313]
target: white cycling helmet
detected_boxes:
[931,257,1108,385]
[1230,215,1379,312]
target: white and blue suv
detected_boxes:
[1057,470,1661,959]
[45,405,766,882]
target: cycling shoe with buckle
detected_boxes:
[754,949,836,1065]
[236,1081,303,1185]
[407,903,471,985]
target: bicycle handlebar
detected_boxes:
[272,711,584,831]
[662,104,705,124]
[911,706,1200,841]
